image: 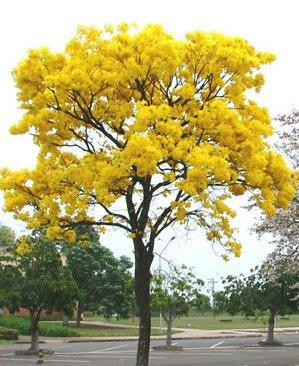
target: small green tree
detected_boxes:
[220,263,298,344]
[0,232,77,351]
[221,271,258,318]
[151,265,204,347]
[64,229,133,326]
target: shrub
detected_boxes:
[39,315,63,321]
[39,324,80,337]
[0,327,19,340]
[0,316,30,334]
[0,316,80,337]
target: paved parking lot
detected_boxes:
[0,334,298,365]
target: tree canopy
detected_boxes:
[0,24,295,258]
[0,231,77,350]
[64,228,133,325]
[0,23,296,365]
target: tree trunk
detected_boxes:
[76,301,82,327]
[29,310,41,351]
[266,308,276,344]
[134,241,153,366]
[166,317,172,347]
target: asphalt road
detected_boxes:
[0,334,298,366]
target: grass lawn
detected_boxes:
[44,325,165,337]
[0,340,13,345]
[0,316,165,337]
[86,312,299,330]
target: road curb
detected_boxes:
[171,333,263,340]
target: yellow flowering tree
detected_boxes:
[0,24,296,365]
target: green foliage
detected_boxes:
[0,326,19,340]
[196,294,211,314]
[0,316,79,337]
[150,265,205,321]
[0,225,15,250]
[0,316,30,334]
[38,314,63,321]
[0,231,78,316]
[219,266,298,317]
[213,291,228,314]
[39,324,80,337]
[64,227,134,319]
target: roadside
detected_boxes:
[13,325,299,345]
[84,313,299,330]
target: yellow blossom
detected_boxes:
[0,23,295,261]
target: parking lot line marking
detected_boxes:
[90,343,128,353]
[57,354,167,360]
[210,341,225,348]
[77,355,137,359]
[180,352,232,356]
[183,346,239,351]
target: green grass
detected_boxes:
[0,326,19,340]
[0,316,79,337]
[2,312,297,338]
[44,325,165,337]
[0,340,13,345]
[152,314,299,330]
[0,316,165,337]
[86,312,299,330]
[0,316,31,335]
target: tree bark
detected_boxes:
[166,317,172,347]
[266,308,276,343]
[29,309,41,351]
[76,301,82,327]
[134,240,153,366]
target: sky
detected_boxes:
[0,0,298,291]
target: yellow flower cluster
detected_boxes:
[15,235,32,255]
[0,23,296,257]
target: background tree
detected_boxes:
[0,224,16,253]
[124,276,138,323]
[64,228,133,326]
[260,240,298,343]
[213,291,228,315]
[0,232,77,351]
[198,293,211,315]
[221,271,259,318]
[220,261,298,344]
[0,24,296,365]
[151,265,204,347]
